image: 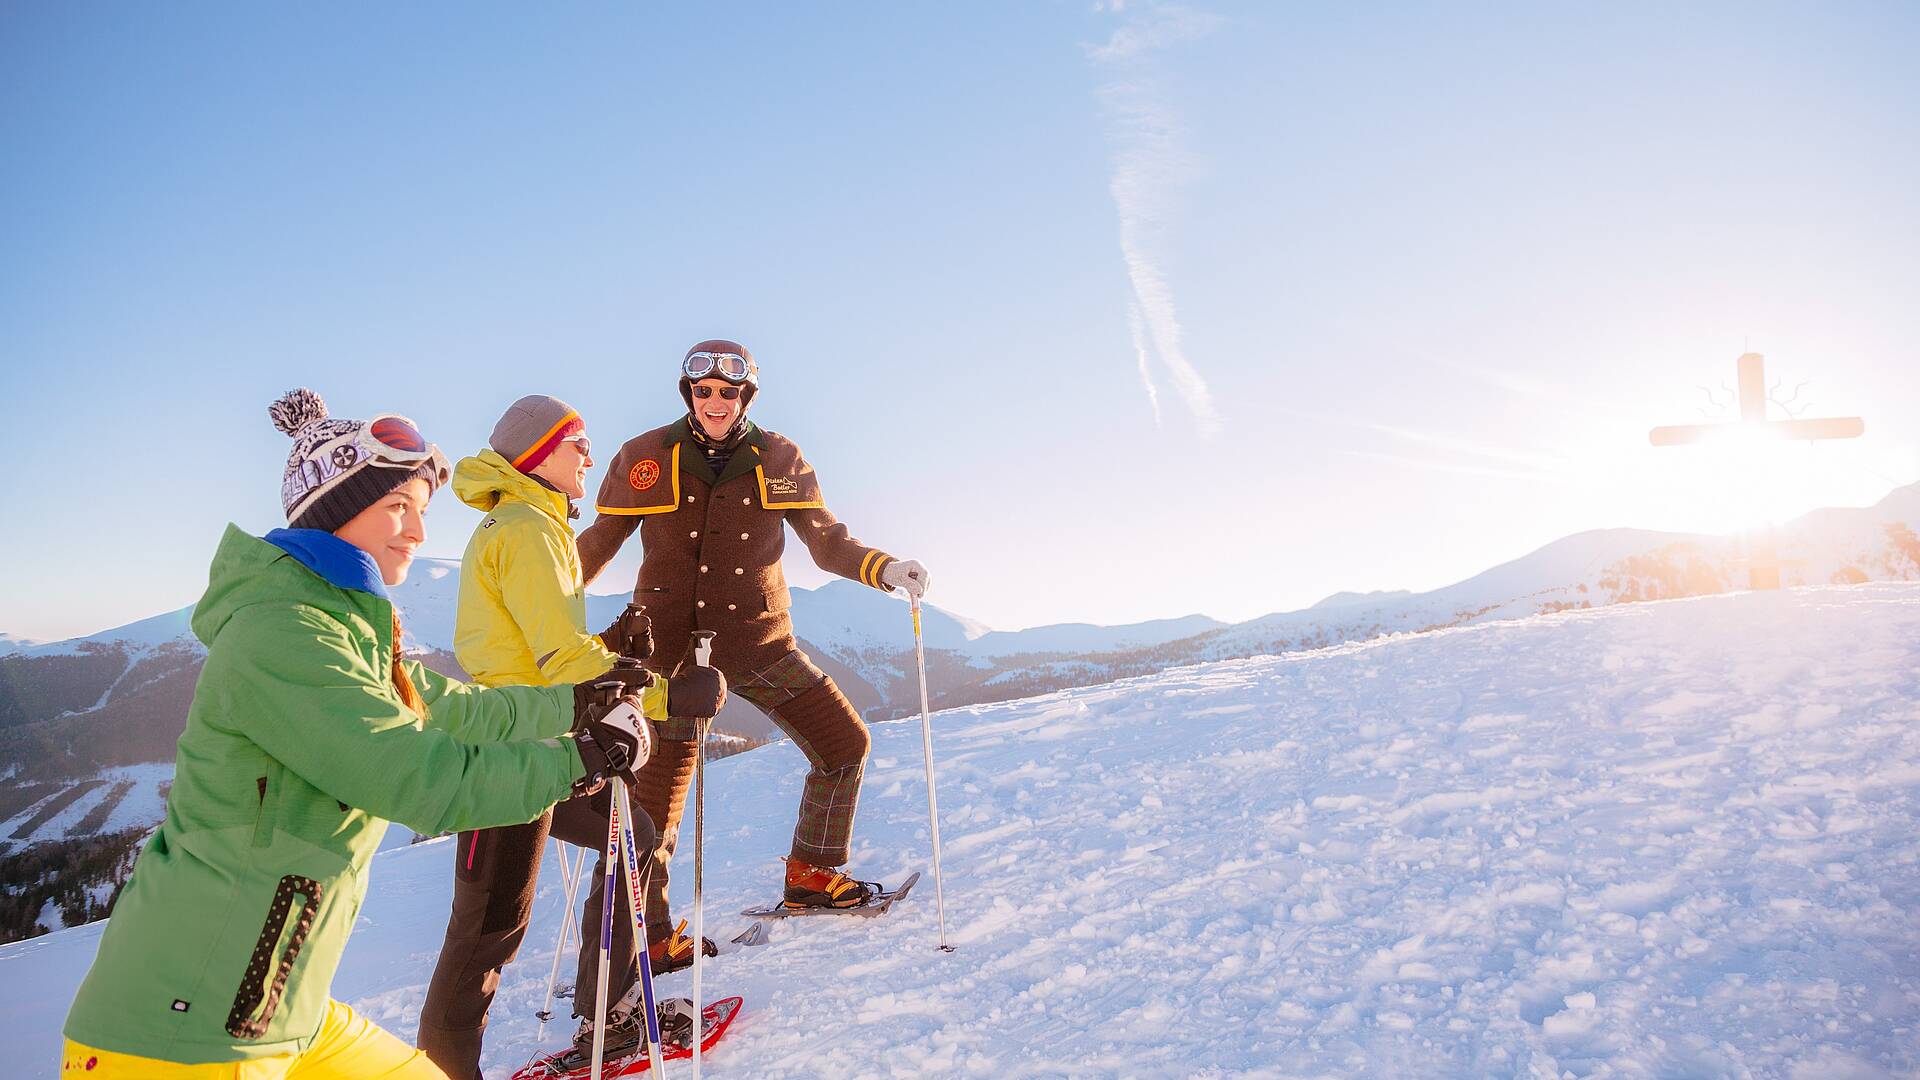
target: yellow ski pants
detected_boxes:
[61,999,448,1079]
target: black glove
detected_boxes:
[572,700,652,792]
[667,665,727,719]
[570,662,656,793]
[572,661,654,721]
[598,604,654,661]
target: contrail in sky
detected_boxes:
[1090,3,1221,435]
[1126,299,1162,426]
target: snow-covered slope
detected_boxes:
[963,611,1226,658]
[11,557,468,662]
[17,607,196,658]
[1197,526,1698,659]
[6,584,1915,1076]
[11,482,1920,855]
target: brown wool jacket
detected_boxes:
[577,419,896,675]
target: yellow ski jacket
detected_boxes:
[453,451,661,710]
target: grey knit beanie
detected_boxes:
[489,395,583,474]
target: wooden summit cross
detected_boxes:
[1649,352,1865,590]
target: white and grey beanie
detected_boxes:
[269,388,449,533]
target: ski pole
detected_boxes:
[535,840,589,1039]
[589,782,621,1080]
[687,630,716,1079]
[613,780,667,1076]
[588,660,667,1080]
[600,657,668,1077]
[910,594,955,953]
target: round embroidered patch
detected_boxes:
[629,459,661,491]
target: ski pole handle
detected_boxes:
[691,629,715,669]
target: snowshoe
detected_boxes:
[740,870,922,923]
[513,997,743,1079]
[568,991,698,1053]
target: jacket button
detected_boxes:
[728,603,737,611]
[687,495,696,503]
[742,497,751,505]
[734,567,744,575]
[739,532,748,540]
[690,531,699,539]
[697,600,706,608]
[700,565,709,573]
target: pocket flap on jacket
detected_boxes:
[755,465,824,510]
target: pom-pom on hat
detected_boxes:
[271,388,450,533]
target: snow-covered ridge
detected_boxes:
[4,583,1916,1076]
[15,607,195,659]
[17,482,1920,671]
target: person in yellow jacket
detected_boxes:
[417,395,683,1079]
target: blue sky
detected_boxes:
[3,2,1917,641]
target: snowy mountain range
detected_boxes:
[4,582,1914,1075]
[4,483,1920,862]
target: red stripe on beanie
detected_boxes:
[512,412,583,473]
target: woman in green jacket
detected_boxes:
[59,390,722,1079]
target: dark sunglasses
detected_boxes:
[692,385,742,401]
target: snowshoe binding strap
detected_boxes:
[649,918,719,974]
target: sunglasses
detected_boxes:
[692,385,742,401]
[683,351,752,382]
[561,434,592,457]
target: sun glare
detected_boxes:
[1636,425,1908,536]
[1566,414,1913,541]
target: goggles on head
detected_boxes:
[360,414,451,484]
[682,350,753,383]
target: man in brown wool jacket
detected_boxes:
[576,339,928,968]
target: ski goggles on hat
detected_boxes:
[282,414,450,516]
[691,385,742,401]
[360,415,452,482]
[682,350,752,382]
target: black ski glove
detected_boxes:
[572,661,654,720]
[572,700,652,793]
[597,603,654,661]
[667,666,728,719]
[570,661,656,794]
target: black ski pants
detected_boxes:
[416,785,656,1080]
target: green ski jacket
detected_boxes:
[63,525,587,1063]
